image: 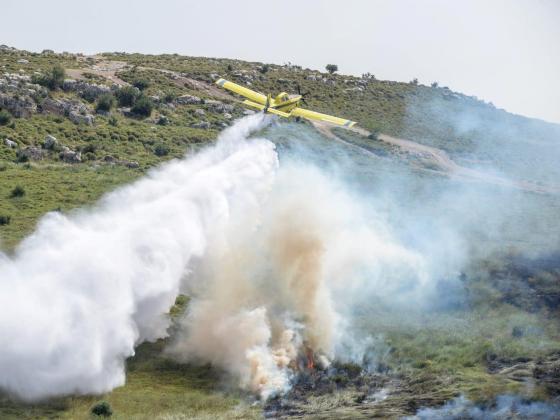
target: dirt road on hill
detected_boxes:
[313,121,558,195]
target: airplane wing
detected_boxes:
[290,107,356,127]
[243,100,291,118]
[216,78,268,105]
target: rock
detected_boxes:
[103,155,116,163]
[59,149,81,163]
[19,146,46,161]
[17,59,29,64]
[68,110,94,125]
[175,94,203,105]
[223,113,232,120]
[62,79,77,91]
[243,109,255,115]
[205,100,234,113]
[4,138,17,148]
[194,108,205,116]
[0,92,37,117]
[125,161,139,169]
[192,121,210,129]
[44,134,57,149]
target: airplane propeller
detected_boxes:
[296,85,311,105]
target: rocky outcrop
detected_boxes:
[192,121,210,129]
[175,94,203,105]
[18,146,46,161]
[62,79,112,101]
[4,138,17,148]
[0,92,37,117]
[41,98,94,125]
[59,147,81,163]
[205,100,234,114]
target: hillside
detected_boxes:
[2,46,559,250]
[1,46,560,419]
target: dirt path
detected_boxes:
[313,121,558,195]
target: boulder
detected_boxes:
[4,138,17,148]
[192,121,210,129]
[175,94,203,105]
[19,146,46,161]
[125,161,139,169]
[223,113,232,120]
[205,100,234,113]
[17,59,29,64]
[44,134,57,149]
[194,108,205,116]
[68,110,94,125]
[59,149,81,163]
[0,93,37,117]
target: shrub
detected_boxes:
[259,64,270,74]
[131,95,153,117]
[115,86,140,107]
[410,78,419,85]
[91,401,113,417]
[132,79,150,91]
[95,93,115,112]
[15,152,28,163]
[108,115,118,126]
[0,215,11,226]
[431,81,439,88]
[163,92,176,103]
[0,109,12,126]
[33,65,65,90]
[154,143,169,156]
[325,64,338,74]
[10,185,25,198]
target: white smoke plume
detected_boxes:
[168,162,432,398]
[0,114,277,400]
[0,114,435,401]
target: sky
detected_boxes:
[2,0,559,124]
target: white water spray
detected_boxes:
[0,115,277,400]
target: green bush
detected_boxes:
[95,93,115,112]
[0,215,11,226]
[259,64,270,74]
[91,401,113,417]
[108,115,118,126]
[10,185,25,198]
[131,95,153,117]
[154,143,169,156]
[33,65,65,90]
[326,64,338,74]
[115,86,140,107]
[132,79,150,90]
[0,109,12,126]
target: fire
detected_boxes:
[305,347,314,370]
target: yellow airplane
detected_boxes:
[215,78,356,127]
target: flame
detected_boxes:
[306,347,314,370]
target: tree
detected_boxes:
[258,64,270,74]
[95,93,115,113]
[33,65,65,90]
[431,81,439,88]
[325,64,338,74]
[132,79,150,91]
[115,86,140,107]
[0,109,11,126]
[410,78,419,85]
[131,95,153,117]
